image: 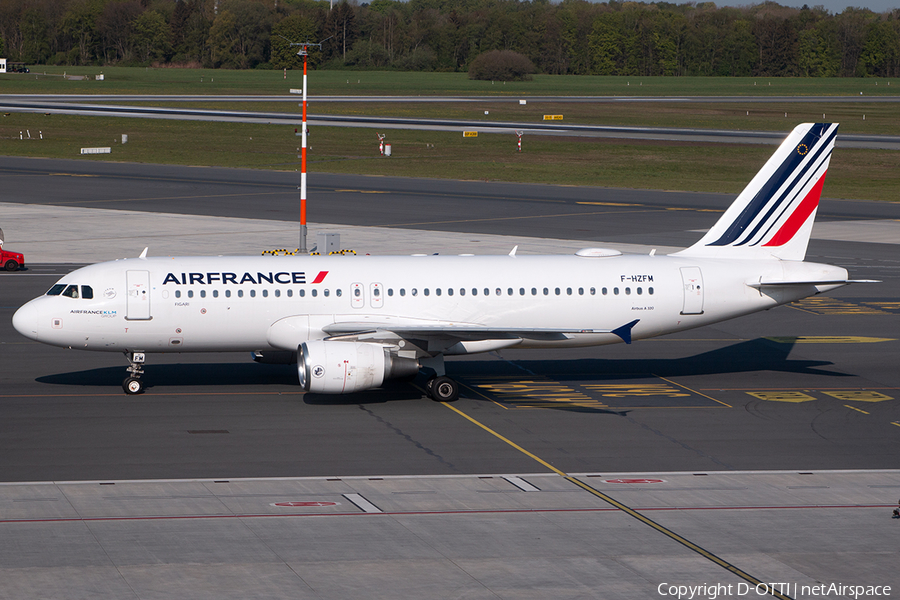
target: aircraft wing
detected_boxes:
[321,318,640,353]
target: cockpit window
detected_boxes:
[46,284,66,296]
[82,286,94,299]
[62,285,80,299]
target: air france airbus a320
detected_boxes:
[13,123,869,401]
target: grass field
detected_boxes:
[0,69,897,201]
[1,111,895,201]
[2,67,899,97]
[133,99,897,136]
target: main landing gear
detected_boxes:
[123,352,146,394]
[421,355,459,402]
[426,375,459,402]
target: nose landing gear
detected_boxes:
[123,352,146,394]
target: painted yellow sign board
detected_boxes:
[463,131,478,137]
[543,115,564,120]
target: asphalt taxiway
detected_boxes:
[0,157,898,598]
[3,96,900,147]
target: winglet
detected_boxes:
[509,245,518,257]
[139,247,149,259]
[612,319,640,344]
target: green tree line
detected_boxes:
[0,0,898,76]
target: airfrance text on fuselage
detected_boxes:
[162,271,328,286]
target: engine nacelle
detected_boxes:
[298,341,419,394]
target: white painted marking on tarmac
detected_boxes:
[503,476,540,492]
[343,493,382,513]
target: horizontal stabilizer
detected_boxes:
[749,279,880,288]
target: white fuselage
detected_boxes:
[13,252,847,354]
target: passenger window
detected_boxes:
[354,288,361,297]
[63,285,79,298]
[274,289,280,298]
[590,287,596,295]
[625,287,631,295]
[649,287,654,295]
[400,289,406,297]
[424,288,430,296]
[637,287,642,295]
[336,289,342,297]
[299,289,305,297]
[496,288,501,296]
[188,290,194,299]
[472,288,477,296]
[448,288,453,296]
[531,288,537,295]
[46,284,66,296]
[507,288,513,296]
[311,289,317,297]
[374,288,381,297]
[485,288,490,296]
[82,286,94,299]
[460,288,465,296]
[200,290,206,298]
[286,289,292,297]
[602,287,608,295]
[543,288,548,295]
[388,288,394,297]
[324,289,329,297]
[614,287,619,295]
[436,288,442,296]
[578,288,584,296]
[411,288,418,296]
[566,288,572,296]
[226,290,231,298]
[238,290,244,298]
[555,288,560,295]
[175,290,181,298]
[250,290,256,298]
[213,290,219,298]
[520,288,525,296]
[262,290,268,298]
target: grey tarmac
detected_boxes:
[0,157,897,599]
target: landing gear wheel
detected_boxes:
[123,377,144,395]
[123,352,146,395]
[429,376,459,402]
[5,260,18,272]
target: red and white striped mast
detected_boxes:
[297,43,314,253]
[289,38,327,253]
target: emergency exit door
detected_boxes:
[680,267,704,315]
[126,270,152,320]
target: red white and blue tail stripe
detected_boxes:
[676,123,838,261]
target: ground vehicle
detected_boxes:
[1,248,25,271]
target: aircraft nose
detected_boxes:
[12,300,39,341]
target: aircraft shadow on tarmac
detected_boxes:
[489,337,847,379]
[35,339,845,405]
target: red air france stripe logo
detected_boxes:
[763,172,827,247]
[311,271,329,284]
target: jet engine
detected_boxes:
[298,341,419,394]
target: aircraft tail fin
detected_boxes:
[674,123,838,261]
